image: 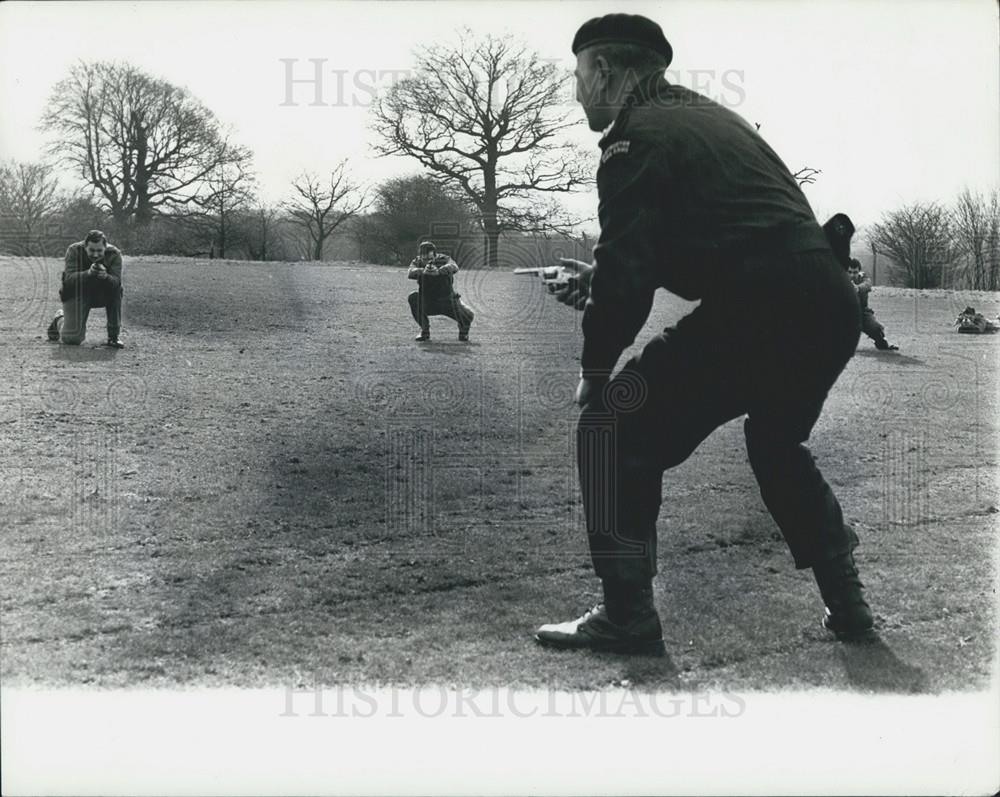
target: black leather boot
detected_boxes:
[534,580,664,656]
[47,309,63,342]
[813,551,875,641]
[534,604,665,655]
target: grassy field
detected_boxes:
[1,254,998,693]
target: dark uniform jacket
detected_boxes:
[582,75,829,374]
[408,253,460,302]
[60,241,124,305]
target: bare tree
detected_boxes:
[188,139,256,258]
[0,160,62,254]
[754,123,819,189]
[41,61,241,228]
[793,167,821,187]
[372,30,592,268]
[56,195,109,236]
[238,205,286,261]
[357,174,477,265]
[869,202,956,288]
[284,162,369,261]
[952,188,1000,290]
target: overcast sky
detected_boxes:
[1,0,997,236]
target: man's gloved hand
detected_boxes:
[553,258,594,310]
[90,262,108,278]
[575,373,608,408]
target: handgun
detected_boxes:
[513,266,573,288]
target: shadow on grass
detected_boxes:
[620,651,683,688]
[836,636,930,693]
[125,263,306,334]
[853,349,924,366]
[49,343,119,362]
[414,341,482,355]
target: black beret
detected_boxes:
[572,14,673,65]
[827,213,856,238]
[822,213,856,269]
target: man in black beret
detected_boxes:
[822,213,856,270]
[533,14,873,655]
[823,212,899,351]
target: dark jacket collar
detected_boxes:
[624,71,670,109]
[599,72,670,145]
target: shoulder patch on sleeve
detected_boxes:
[601,139,631,164]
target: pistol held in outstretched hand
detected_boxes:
[515,259,594,309]
[513,265,573,287]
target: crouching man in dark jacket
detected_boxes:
[48,230,125,348]
[848,259,897,351]
[822,213,897,351]
[407,240,474,342]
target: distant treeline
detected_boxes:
[861,191,1000,290]
[5,171,996,290]
[2,47,592,272]
[0,170,593,270]
[1,52,994,286]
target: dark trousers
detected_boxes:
[61,287,123,345]
[578,250,862,583]
[408,290,474,334]
[860,306,885,342]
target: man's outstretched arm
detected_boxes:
[580,138,665,380]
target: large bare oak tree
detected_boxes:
[41,61,250,228]
[372,31,592,268]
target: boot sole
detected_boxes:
[822,617,877,642]
[534,634,666,657]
